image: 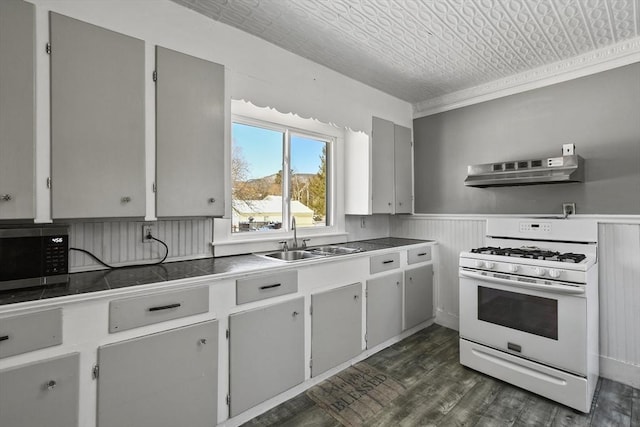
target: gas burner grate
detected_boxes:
[470,247,586,263]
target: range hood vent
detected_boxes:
[465,154,584,187]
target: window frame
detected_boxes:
[231,114,335,236]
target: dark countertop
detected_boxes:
[0,237,432,306]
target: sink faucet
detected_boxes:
[291,216,298,249]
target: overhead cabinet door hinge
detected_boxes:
[225,329,229,339]
[45,42,51,54]
[226,394,230,406]
[152,70,157,82]
[92,364,99,379]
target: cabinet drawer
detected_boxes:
[0,308,62,359]
[407,246,432,264]
[236,270,298,304]
[109,287,209,333]
[370,252,400,274]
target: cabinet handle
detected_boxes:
[148,303,181,312]
[388,202,392,206]
[382,260,394,264]
[198,338,207,345]
[292,311,299,317]
[508,342,522,353]
[208,198,216,204]
[259,283,282,290]
[399,202,402,206]
[417,252,427,257]
[0,335,9,342]
[354,295,359,301]
[0,194,12,201]
[46,380,57,390]
[120,196,131,203]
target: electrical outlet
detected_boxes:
[562,203,576,217]
[142,224,156,243]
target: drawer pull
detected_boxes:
[417,252,427,257]
[508,342,522,353]
[382,260,395,264]
[46,380,57,390]
[0,335,9,342]
[259,283,282,291]
[148,303,181,312]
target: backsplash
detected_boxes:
[68,218,213,272]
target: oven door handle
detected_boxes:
[459,270,585,295]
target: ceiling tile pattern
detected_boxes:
[172,0,640,103]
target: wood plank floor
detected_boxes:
[243,324,639,427]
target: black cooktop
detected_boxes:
[470,246,586,263]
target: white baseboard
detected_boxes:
[435,309,459,331]
[599,355,640,388]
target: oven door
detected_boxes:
[459,268,587,375]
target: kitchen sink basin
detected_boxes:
[263,250,324,261]
[307,246,363,255]
[260,245,363,262]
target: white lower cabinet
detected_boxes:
[366,272,403,348]
[96,320,218,427]
[311,283,363,377]
[229,297,305,417]
[0,352,80,427]
[404,264,434,330]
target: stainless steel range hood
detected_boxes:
[465,154,584,187]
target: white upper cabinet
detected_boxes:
[0,0,35,220]
[346,116,413,215]
[50,12,145,219]
[155,46,225,217]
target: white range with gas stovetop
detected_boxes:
[459,218,598,413]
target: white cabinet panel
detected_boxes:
[366,272,402,348]
[0,0,35,220]
[97,320,218,427]
[311,283,363,376]
[156,46,225,217]
[50,12,145,219]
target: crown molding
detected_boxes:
[413,36,640,119]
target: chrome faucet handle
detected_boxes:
[302,238,311,249]
[278,241,289,251]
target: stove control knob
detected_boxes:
[484,262,495,269]
[508,265,519,273]
[474,260,484,268]
[548,269,561,278]
[534,267,546,276]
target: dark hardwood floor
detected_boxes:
[243,324,639,427]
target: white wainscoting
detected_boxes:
[68,218,213,271]
[391,215,640,388]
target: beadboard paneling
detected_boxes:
[68,218,213,271]
[390,216,486,329]
[598,222,640,387]
[392,215,640,388]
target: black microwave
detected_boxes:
[0,225,69,292]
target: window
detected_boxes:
[231,120,331,234]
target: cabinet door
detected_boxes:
[404,264,434,330]
[0,0,35,220]
[156,47,225,217]
[0,353,79,427]
[229,297,304,416]
[311,283,362,377]
[97,320,218,427]
[371,116,395,214]
[394,124,413,214]
[367,272,402,348]
[50,12,145,218]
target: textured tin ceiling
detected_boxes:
[171,0,640,104]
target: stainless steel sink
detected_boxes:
[307,246,363,255]
[263,250,324,262]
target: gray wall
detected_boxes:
[413,63,640,215]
